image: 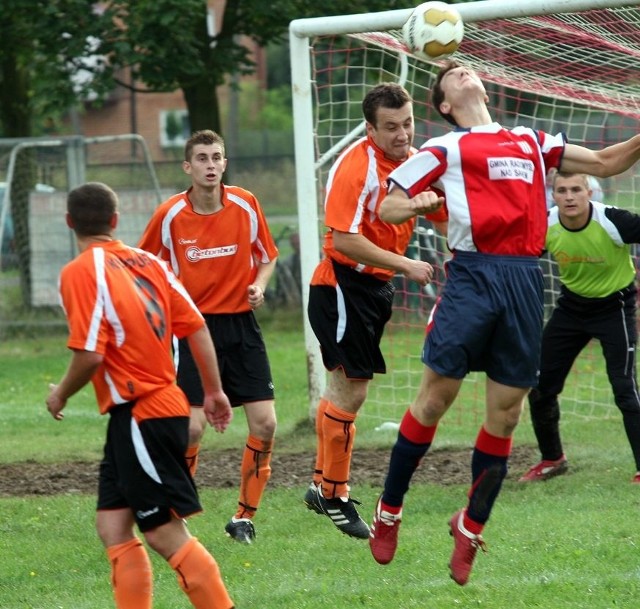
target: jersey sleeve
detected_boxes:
[536,130,567,172]
[138,207,167,259]
[605,206,640,244]
[59,259,108,355]
[323,152,368,233]
[253,199,279,263]
[388,147,447,198]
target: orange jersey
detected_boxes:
[59,240,205,419]
[312,135,447,285]
[138,185,279,314]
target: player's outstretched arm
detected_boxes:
[562,135,640,178]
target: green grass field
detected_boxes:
[1,310,640,608]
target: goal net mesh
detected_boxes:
[307,4,640,427]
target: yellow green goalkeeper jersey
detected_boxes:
[546,201,640,299]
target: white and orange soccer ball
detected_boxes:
[402,1,464,61]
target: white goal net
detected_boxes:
[290,0,640,425]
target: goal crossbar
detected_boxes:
[290,0,639,38]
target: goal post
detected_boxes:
[289,0,640,423]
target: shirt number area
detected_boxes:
[134,276,166,339]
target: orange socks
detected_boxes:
[106,538,153,609]
[312,398,329,485]
[185,444,200,477]
[235,434,274,519]
[321,402,357,498]
[169,537,234,609]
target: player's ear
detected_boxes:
[65,212,74,229]
[439,101,451,116]
[110,212,119,230]
[182,160,192,175]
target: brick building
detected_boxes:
[74,0,266,162]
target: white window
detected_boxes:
[160,110,190,147]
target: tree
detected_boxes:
[0,1,474,138]
[100,0,411,134]
[0,0,113,138]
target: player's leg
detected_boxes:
[303,396,330,509]
[97,407,154,609]
[448,254,542,585]
[448,380,527,586]
[306,263,393,538]
[305,369,370,538]
[185,406,207,475]
[228,398,276,537]
[596,293,640,479]
[221,312,276,543]
[97,508,153,609]
[521,307,588,480]
[143,518,234,609]
[321,368,368,499]
[370,366,460,565]
[131,409,234,608]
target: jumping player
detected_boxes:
[303,82,447,538]
[368,60,640,585]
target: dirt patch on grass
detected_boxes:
[0,445,537,497]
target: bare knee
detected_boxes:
[325,373,369,413]
[96,509,136,548]
[245,401,277,440]
[143,519,190,560]
[188,407,207,445]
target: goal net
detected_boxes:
[290,0,640,427]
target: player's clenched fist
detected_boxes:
[403,259,434,286]
[409,191,444,215]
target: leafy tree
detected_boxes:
[99,0,411,134]
[0,0,113,137]
[1,1,474,138]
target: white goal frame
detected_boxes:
[289,0,640,412]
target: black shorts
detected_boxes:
[308,261,395,380]
[177,311,275,407]
[97,402,201,532]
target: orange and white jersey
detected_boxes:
[313,134,446,284]
[58,240,204,418]
[138,185,279,314]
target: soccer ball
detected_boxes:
[402,2,464,61]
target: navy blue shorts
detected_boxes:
[97,403,201,532]
[177,311,274,407]
[423,251,544,387]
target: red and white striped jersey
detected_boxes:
[389,123,566,256]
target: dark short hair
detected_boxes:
[553,171,589,189]
[67,182,117,237]
[431,59,462,127]
[184,129,225,161]
[362,83,412,127]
